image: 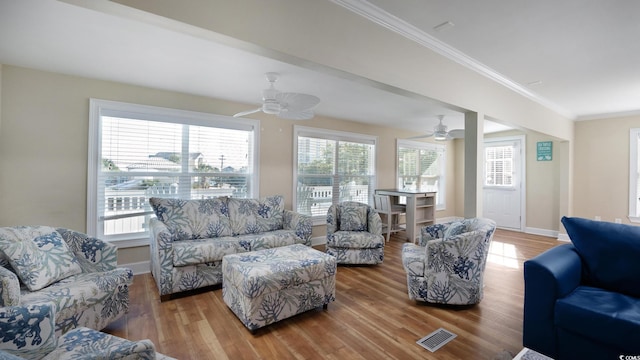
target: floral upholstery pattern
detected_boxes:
[0,302,172,360]
[222,244,336,332]
[0,227,82,291]
[149,195,312,299]
[0,227,132,337]
[227,196,284,235]
[402,218,496,305]
[149,197,233,241]
[326,202,384,264]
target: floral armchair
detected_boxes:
[0,302,169,360]
[326,201,385,264]
[0,226,133,335]
[401,218,496,305]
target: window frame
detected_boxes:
[293,125,377,225]
[396,139,446,210]
[87,99,260,248]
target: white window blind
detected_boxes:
[294,126,376,222]
[485,145,514,186]
[88,99,259,246]
[397,139,446,209]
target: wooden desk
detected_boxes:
[375,189,436,242]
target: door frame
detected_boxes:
[483,135,526,231]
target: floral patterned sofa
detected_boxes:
[0,226,133,336]
[401,218,496,305]
[148,195,312,300]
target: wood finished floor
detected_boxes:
[104,229,561,359]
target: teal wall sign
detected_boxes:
[537,141,553,161]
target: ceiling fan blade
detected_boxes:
[448,129,465,139]
[278,109,315,120]
[407,133,435,139]
[276,92,320,112]
[233,108,261,118]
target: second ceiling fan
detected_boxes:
[410,115,464,141]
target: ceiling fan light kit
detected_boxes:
[233,72,320,120]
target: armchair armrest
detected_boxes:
[523,243,582,357]
[283,210,312,245]
[367,209,382,236]
[0,303,57,357]
[48,327,157,359]
[0,266,20,307]
[56,228,117,273]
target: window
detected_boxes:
[88,99,259,247]
[397,139,446,210]
[485,145,514,186]
[629,129,640,222]
[294,126,376,223]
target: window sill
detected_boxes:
[108,237,149,249]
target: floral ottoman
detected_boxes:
[222,244,336,333]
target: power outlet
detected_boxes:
[615,218,622,224]
[594,216,601,221]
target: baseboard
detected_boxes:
[119,261,150,275]
[556,233,570,242]
[436,216,463,223]
[524,227,558,238]
[311,236,326,246]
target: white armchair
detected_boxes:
[401,218,496,305]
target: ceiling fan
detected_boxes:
[233,72,320,120]
[409,115,465,141]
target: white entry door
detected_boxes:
[483,136,525,230]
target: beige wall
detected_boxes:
[0,65,457,265]
[574,115,640,224]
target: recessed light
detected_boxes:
[527,80,543,86]
[433,21,455,32]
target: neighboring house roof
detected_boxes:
[153,152,203,161]
[127,157,181,172]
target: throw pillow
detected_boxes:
[0,226,82,291]
[339,205,368,231]
[561,216,640,298]
[227,195,285,235]
[443,221,467,239]
[149,197,233,240]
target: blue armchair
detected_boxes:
[523,217,640,359]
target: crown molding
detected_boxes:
[330,0,576,119]
[576,109,640,121]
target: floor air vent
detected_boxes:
[416,328,457,352]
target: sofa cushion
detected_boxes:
[338,205,368,231]
[172,237,250,267]
[235,230,305,251]
[561,216,640,298]
[227,195,284,236]
[327,231,384,249]
[149,197,232,240]
[556,286,640,351]
[0,226,82,291]
[20,268,133,328]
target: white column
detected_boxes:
[464,111,484,218]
